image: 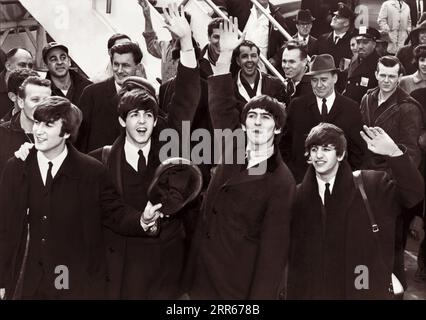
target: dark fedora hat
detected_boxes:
[147,157,203,216]
[305,54,338,75]
[294,9,315,23]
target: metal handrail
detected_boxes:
[200,0,285,83]
[250,0,292,41]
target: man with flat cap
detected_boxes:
[42,42,92,107]
[343,26,381,103]
[280,53,365,182]
[293,9,318,56]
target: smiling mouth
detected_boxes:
[136,128,147,134]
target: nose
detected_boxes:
[316,149,324,158]
[254,115,261,125]
[117,64,123,73]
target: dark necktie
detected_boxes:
[138,150,146,173]
[321,98,328,118]
[334,36,339,44]
[287,79,295,97]
[324,182,331,208]
[46,161,53,189]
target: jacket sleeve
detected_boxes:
[142,30,163,59]
[208,73,241,131]
[386,151,424,208]
[249,174,296,299]
[377,3,391,33]
[397,101,422,168]
[166,62,200,133]
[75,85,93,153]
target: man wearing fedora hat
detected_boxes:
[42,42,92,108]
[88,4,201,299]
[280,53,365,182]
[343,27,381,103]
[293,9,318,56]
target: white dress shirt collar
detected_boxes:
[246,145,274,169]
[316,174,337,205]
[124,137,151,172]
[237,70,263,102]
[316,91,336,114]
[37,145,68,185]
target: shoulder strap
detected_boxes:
[101,145,112,165]
[353,171,379,233]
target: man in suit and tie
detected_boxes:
[280,54,365,182]
[77,42,144,153]
[293,9,318,56]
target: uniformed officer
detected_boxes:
[343,26,381,103]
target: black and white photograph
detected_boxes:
[0,0,425,306]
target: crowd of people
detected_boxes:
[0,0,425,300]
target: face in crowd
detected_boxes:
[350,37,358,56]
[330,14,350,32]
[309,144,345,179]
[119,108,157,149]
[375,62,401,94]
[18,83,52,122]
[357,38,376,60]
[282,48,307,81]
[311,72,337,99]
[236,45,260,78]
[33,118,69,159]
[6,49,33,72]
[209,28,221,55]
[45,48,71,78]
[296,22,312,38]
[242,108,281,149]
[112,52,140,86]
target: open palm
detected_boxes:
[219,17,245,52]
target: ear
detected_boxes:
[153,118,157,127]
[337,151,345,162]
[5,61,12,72]
[118,116,126,128]
[274,127,282,135]
[375,70,379,81]
[7,92,17,103]
[236,56,242,67]
[63,132,70,140]
[241,124,247,131]
[17,96,24,110]
[332,73,338,84]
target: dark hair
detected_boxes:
[304,123,347,157]
[235,40,260,56]
[376,55,405,75]
[7,68,39,94]
[6,47,33,61]
[282,40,308,60]
[33,96,82,142]
[208,17,225,37]
[110,42,143,64]
[107,33,131,51]
[414,44,426,65]
[118,88,158,121]
[18,76,51,98]
[240,95,287,131]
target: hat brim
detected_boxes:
[305,68,338,76]
[43,45,69,61]
[295,18,315,23]
[355,35,376,41]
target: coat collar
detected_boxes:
[221,148,282,188]
[306,92,343,123]
[298,160,358,214]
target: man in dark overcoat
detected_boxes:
[89,8,201,299]
[0,97,160,299]
[280,54,365,183]
[186,18,295,300]
[287,123,424,299]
